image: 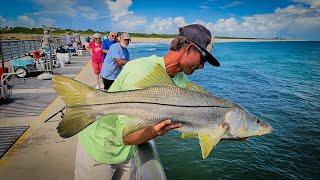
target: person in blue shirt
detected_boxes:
[102,31,117,60]
[100,32,131,90]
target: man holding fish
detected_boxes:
[53,24,271,180]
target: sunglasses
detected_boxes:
[110,35,116,37]
[123,39,131,43]
[193,43,207,64]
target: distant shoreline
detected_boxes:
[130,37,305,44]
[1,33,306,43]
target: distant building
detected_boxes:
[2,26,10,33]
[274,36,286,40]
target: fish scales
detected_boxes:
[53,65,272,159]
[82,86,233,133]
[87,86,234,108]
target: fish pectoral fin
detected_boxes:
[135,63,175,88]
[198,123,229,159]
[57,107,95,138]
[181,132,198,139]
[184,82,210,94]
[198,134,220,159]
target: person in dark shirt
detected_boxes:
[102,32,117,60]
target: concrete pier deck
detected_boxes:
[0,56,94,180]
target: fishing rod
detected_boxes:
[44,106,65,122]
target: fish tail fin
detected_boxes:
[52,75,97,138]
[52,75,93,107]
[57,107,95,138]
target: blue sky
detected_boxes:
[0,0,319,40]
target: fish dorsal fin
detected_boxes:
[181,132,198,139]
[135,63,175,89]
[184,82,210,94]
[198,123,229,159]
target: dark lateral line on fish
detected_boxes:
[68,101,232,109]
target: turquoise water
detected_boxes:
[128,42,320,179]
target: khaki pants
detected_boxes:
[74,141,136,180]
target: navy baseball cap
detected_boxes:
[178,24,220,67]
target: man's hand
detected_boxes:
[115,58,128,66]
[123,119,182,145]
[151,119,182,136]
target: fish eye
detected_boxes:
[257,119,260,123]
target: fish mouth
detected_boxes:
[257,123,272,136]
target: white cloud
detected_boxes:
[0,16,6,25]
[0,15,35,27]
[17,15,36,27]
[0,14,55,28]
[104,0,146,32]
[200,5,210,10]
[275,5,308,15]
[17,15,33,24]
[221,1,243,9]
[105,0,133,21]
[34,0,102,21]
[200,1,210,10]
[2,0,318,40]
[34,0,77,17]
[2,0,103,29]
[214,17,241,33]
[142,2,319,40]
[212,4,320,39]
[77,6,100,20]
[293,0,320,8]
[110,14,146,32]
[147,16,187,34]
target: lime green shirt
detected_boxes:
[79,55,189,164]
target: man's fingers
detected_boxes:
[153,119,172,131]
[153,120,182,136]
[163,123,182,132]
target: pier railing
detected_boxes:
[0,38,62,62]
[0,40,41,62]
[135,140,167,180]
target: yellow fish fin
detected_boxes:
[52,75,103,138]
[57,107,95,138]
[184,82,210,94]
[181,132,198,139]
[198,123,229,159]
[52,75,98,106]
[135,63,175,89]
[198,134,219,159]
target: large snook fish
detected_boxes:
[53,64,272,159]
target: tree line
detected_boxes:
[1,26,275,39]
[0,26,177,38]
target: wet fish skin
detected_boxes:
[53,64,272,159]
[80,86,271,137]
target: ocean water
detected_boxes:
[128,41,320,179]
